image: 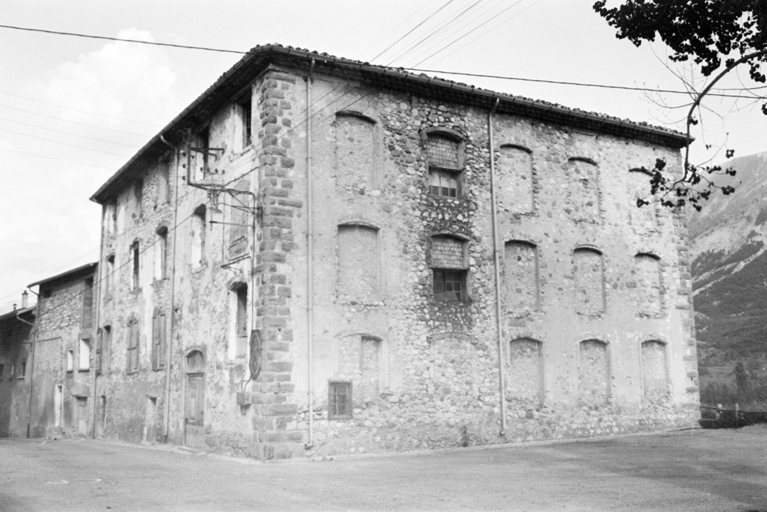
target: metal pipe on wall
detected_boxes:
[91,214,105,438]
[488,97,508,435]
[306,58,316,448]
[17,303,36,438]
[160,134,181,442]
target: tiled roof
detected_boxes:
[91,43,689,203]
[28,262,98,288]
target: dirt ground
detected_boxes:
[1,426,766,511]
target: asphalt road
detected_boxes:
[1,426,766,511]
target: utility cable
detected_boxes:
[0,116,143,147]
[0,126,133,157]
[0,90,163,127]
[0,103,153,137]
[0,24,246,55]
[0,146,115,170]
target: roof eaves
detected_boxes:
[28,262,98,289]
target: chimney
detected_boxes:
[21,290,28,309]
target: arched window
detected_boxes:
[337,223,380,301]
[498,145,534,214]
[579,339,610,406]
[335,112,376,192]
[504,241,539,314]
[424,129,465,198]
[641,340,668,401]
[573,247,605,315]
[634,253,663,316]
[430,235,468,301]
[567,157,600,223]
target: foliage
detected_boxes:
[594,0,767,210]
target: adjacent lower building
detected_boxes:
[88,44,700,458]
[0,301,35,437]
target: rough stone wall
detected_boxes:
[32,274,95,439]
[0,317,33,437]
[641,340,668,402]
[336,115,376,193]
[506,338,543,407]
[578,340,610,407]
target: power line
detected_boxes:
[0,116,142,147]
[0,24,246,55]
[0,103,153,137]
[0,146,116,170]
[0,126,132,157]
[0,90,163,127]
[369,0,458,63]
[357,0,442,60]
[403,68,767,99]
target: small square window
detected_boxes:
[328,381,352,419]
[433,269,466,301]
[19,361,26,379]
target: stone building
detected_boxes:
[25,263,98,438]
[0,299,35,437]
[90,44,699,459]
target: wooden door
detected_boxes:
[185,373,205,449]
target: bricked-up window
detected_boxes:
[634,253,663,317]
[498,145,534,214]
[566,157,600,223]
[227,181,251,260]
[191,205,206,268]
[579,339,610,406]
[336,335,382,405]
[157,163,170,206]
[127,319,140,374]
[154,226,168,281]
[504,241,539,315]
[81,277,94,330]
[573,247,605,315]
[131,241,140,291]
[425,130,464,198]
[430,235,468,301]
[507,338,544,407]
[335,113,376,193]
[642,340,668,402]
[328,381,352,419]
[337,224,379,301]
[151,311,167,371]
[79,338,91,371]
[628,168,658,232]
[66,349,74,372]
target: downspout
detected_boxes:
[91,216,105,439]
[306,58,316,449]
[18,303,36,439]
[488,97,507,435]
[160,134,181,442]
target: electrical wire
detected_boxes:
[356,0,442,60]
[0,116,143,147]
[0,103,153,137]
[0,126,132,157]
[0,24,246,55]
[0,146,116,170]
[0,90,163,127]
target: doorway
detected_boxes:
[184,350,205,449]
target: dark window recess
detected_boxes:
[433,269,466,301]
[238,97,252,147]
[19,361,26,379]
[429,168,458,198]
[328,381,352,419]
[134,178,143,215]
[0,364,4,380]
[236,286,248,355]
[131,242,140,290]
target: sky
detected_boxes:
[1,0,766,312]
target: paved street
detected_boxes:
[1,426,766,511]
